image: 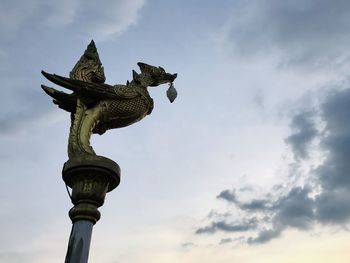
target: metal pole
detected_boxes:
[65,220,94,263]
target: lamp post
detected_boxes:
[41,41,177,262]
[63,157,120,262]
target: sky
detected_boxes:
[1,0,350,262]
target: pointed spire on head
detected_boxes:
[84,40,97,59]
[70,40,106,83]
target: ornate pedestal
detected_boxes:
[63,156,120,263]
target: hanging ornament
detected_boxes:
[166,82,177,103]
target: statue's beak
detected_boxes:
[149,72,177,87]
[168,73,177,82]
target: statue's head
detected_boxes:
[133,62,177,87]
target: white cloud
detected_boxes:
[82,0,146,40]
[44,0,146,39]
[0,0,146,40]
[44,0,80,28]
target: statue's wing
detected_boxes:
[41,84,77,112]
[41,71,140,100]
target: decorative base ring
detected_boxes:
[62,155,121,223]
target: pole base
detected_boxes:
[62,155,121,224]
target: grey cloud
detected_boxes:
[239,186,254,192]
[181,242,195,250]
[198,87,350,245]
[273,186,314,230]
[195,218,257,235]
[217,189,271,211]
[207,210,231,219]
[266,88,350,235]
[216,189,236,202]
[219,236,245,245]
[317,89,350,190]
[203,173,314,244]
[240,199,270,211]
[315,189,350,224]
[223,0,350,68]
[285,111,318,160]
[313,88,350,224]
[247,227,282,244]
[219,238,233,245]
[245,186,314,244]
[321,89,350,135]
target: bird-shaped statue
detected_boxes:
[41,40,177,159]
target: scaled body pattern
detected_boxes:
[42,41,177,159]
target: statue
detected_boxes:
[41,40,177,159]
[41,41,178,261]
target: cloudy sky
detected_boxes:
[1,0,350,262]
